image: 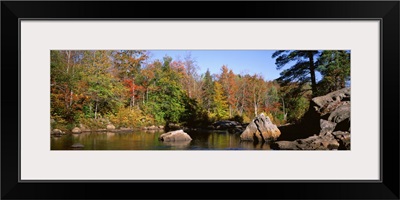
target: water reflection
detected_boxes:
[162,140,191,150]
[51,130,273,150]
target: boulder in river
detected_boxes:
[106,124,116,130]
[159,130,192,142]
[240,113,281,142]
[52,129,62,135]
[79,124,91,132]
[71,127,82,134]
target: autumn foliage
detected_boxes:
[51,50,350,131]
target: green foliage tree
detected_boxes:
[279,83,311,123]
[272,50,319,96]
[82,50,126,119]
[201,69,215,113]
[51,50,350,131]
[316,50,350,96]
[212,81,229,120]
[144,56,186,124]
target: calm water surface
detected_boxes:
[51,130,271,150]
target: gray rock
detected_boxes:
[311,87,350,116]
[328,103,350,123]
[159,130,192,142]
[240,113,281,141]
[272,141,301,150]
[71,143,84,148]
[319,119,337,136]
[273,134,339,150]
[276,88,351,150]
[213,120,241,129]
[332,131,351,150]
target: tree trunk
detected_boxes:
[146,87,149,103]
[308,52,317,96]
[66,50,71,73]
[282,97,287,121]
[229,105,232,118]
[253,92,258,117]
[69,90,73,107]
[131,78,135,108]
[94,99,98,119]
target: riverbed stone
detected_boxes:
[72,127,81,134]
[240,113,281,141]
[159,130,192,142]
[71,143,84,148]
[79,124,91,132]
[106,124,116,130]
[52,129,62,135]
[147,125,157,130]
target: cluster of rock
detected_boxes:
[142,125,164,130]
[211,120,245,134]
[51,129,66,136]
[52,123,167,136]
[240,113,281,142]
[272,87,351,150]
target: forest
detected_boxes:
[50,50,350,132]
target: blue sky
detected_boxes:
[147,50,323,81]
[147,50,281,81]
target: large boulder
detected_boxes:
[240,113,281,142]
[274,87,351,150]
[71,127,81,134]
[332,131,351,150]
[106,124,116,130]
[159,130,192,142]
[311,87,350,116]
[272,134,340,150]
[319,119,336,136]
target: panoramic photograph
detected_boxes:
[50,50,350,150]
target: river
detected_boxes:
[50,130,272,150]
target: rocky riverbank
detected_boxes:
[271,87,351,150]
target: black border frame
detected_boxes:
[2,1,399,199]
